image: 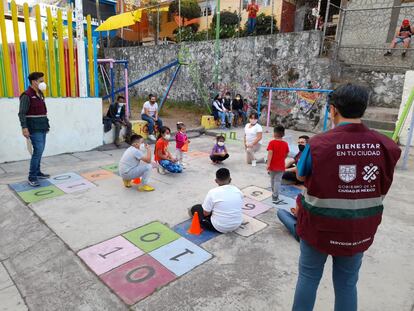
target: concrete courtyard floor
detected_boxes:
[0,127,413,311]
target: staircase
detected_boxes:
[361,107,399,138]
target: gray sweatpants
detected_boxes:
[269,171,283,199]
[120,163,152,185]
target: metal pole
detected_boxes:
[120,0,124,47]
[257,89,263,117]
[320,0,331,55]
[322,97,330,132]
[156,4,160,45]
[336,10,346,61]
[206,0,209,40]
[266,90,272,127]
[95,0,102,45]
[315,0,321,30]
[178,0,182,42]
[125,63,129,119]
[110,62,115,104]
[75,0,87,97]
[238,0,242,36]
[214,0,221,85]
[401,105,414,170]
[271,0,274,34]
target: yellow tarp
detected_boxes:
[95,10,142,32]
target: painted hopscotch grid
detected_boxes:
[10,170,115,204]
[77,221,213,305]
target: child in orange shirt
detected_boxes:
[155,126,183,174]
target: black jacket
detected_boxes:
[223,98,232,111]
[106,102,126,121]
[232,98,244,110]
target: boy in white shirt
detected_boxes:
[141,94,163,141]
[189,168,243,233]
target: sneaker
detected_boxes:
[252,160,257,167]
[138,185,155,192]
[123,179,132,188]
[272,195,279,202]
[28,179,40,187]
[148,134,156,141]
[37,172,50,179]
[384,51,392,56]
[158,166,166,175]
[402,51,407,57]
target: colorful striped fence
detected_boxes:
[0,1,97,98]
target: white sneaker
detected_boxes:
[158,166,166,175]
[148,134,156,141]
[252,160,257,167]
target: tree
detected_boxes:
[169,0,202,21]
[242,13,278,36]
[210,11,239,39]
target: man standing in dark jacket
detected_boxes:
[106,95,132,147]
[18,72,50,187]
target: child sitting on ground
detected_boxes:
[267,125,289,202]
[276,195,301,241]
[118,134,155,192]
[189,168,243,233]
[155,126,183,174]
[175,122,189,167]
[210,135,229,164]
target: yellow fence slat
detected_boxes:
[46,7,57,97]
[35,4,47,96]
[0,0,13,97]
[87,15,95,97]
[67,9,76,97]
[57,10,66,97]
[11,0,24,94]
[23,3,35,73]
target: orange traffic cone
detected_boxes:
[132,178,141,185]
[188,211,203,235]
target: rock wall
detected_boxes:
[339,67,404,108]
[105,31,332,132]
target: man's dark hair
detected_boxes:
[274,125,285,136]
[216,168,230,181]
[28,72,44,83]
[330,84,370,118]
[149,94,156,99]
[117,95,125,101]
[299,135,310,141]
[225,91,231,96]
[130,134,143,144]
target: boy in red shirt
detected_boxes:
[267,126,289,202]
[247,0,259,34]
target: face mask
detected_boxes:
[38,82,47,91]
[139,143,146,151]
[218,142,225,147]
[226,96,230,99]
[298,144,306,152]
[250,119,257,125]
[236,97,241,100]
[119,102,124,107]
[164,134,171,140]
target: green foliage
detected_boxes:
[242,13,278,36]
[43,17,69,39]
[169,0,202,20]
[210,11,240,39]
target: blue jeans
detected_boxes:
[277,209,299,241]
[293,240,364,311]
[248,18,256,33]
[217,111,226,126]
[159,160,182,173]
[29,131,47,180]
[141,114,163,135]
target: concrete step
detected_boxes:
[363,107,399,122]
[362,119,396,131]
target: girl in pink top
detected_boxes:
[175,122,189,167]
